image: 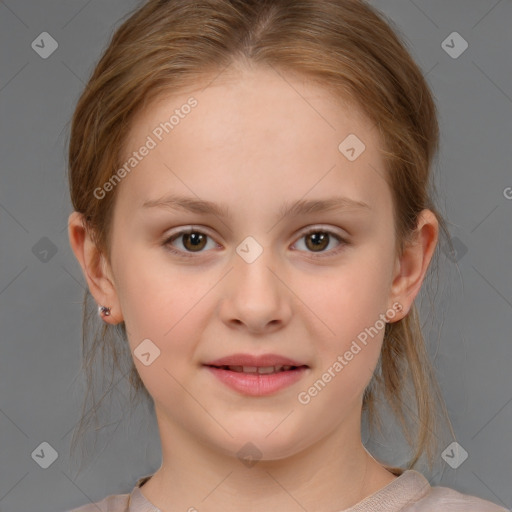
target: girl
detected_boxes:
[65,0,508,510]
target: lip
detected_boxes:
[204,366,309,396]
[202,353,310,397]
[204,353,308,367]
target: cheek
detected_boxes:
[121,280,202,410]
[294,256,389,392]
[114,244,184,325]
[301,259,389,337]
[116,251,213,366]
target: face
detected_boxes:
[82,63,409,461]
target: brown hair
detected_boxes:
[67,0,456,475]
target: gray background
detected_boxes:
[0,1,511,511]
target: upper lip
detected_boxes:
[204,353,309,368]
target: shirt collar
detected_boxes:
[127,470,431,512]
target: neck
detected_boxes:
[140,406,397,512]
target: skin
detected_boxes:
[68,61,438,512]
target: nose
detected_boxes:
[218,246,293,334]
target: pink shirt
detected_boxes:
[67,469,508,511]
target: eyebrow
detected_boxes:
[142,194,371,219]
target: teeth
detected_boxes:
[257,366,277,374]
[227,366,244,372]
[224,365,296,374]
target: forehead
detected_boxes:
[116,63,391,218]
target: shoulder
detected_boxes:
[65,491,130,512]
[404,477,508,512]
[64,475,153,512]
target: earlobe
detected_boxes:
[387,209,439,322]
[67,211,123,324]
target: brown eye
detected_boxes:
[181,232,207,252]
[293,228,348,257]
[304,231,330,252]
[163,229,216,257]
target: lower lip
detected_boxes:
[204,366,309,396]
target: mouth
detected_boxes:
[205,364,308,374]
[203,353,309,369]
[203,360,310,396]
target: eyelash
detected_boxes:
[162,226,349,259]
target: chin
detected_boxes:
[208,425,309,463]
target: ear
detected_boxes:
[67,211,124,324]
[387,209,439,322]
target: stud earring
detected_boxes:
[98,305,111,318]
